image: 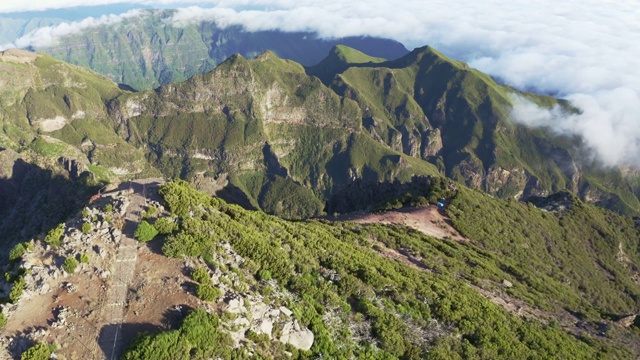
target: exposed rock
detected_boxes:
[94,245,107,258]
[250,302,270,320]
[51,306,69,328]
[63,282,77,293]
[616,314,637,328]
[225,297,247,314]
[422,128,443,158]
[527,191,575,212]
[502,279,513,288]
[0,149,19,179]
[485,166,527,198]
[58,157,90,179]
[279,306,293,317]
[279,320,314,351]
[255,319,274,338]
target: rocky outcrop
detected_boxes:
[58,157,90,179]
[280,321,314,351]
[422,128,443,158]
[527,191,576,212]
[189,241,315,351]
[485,166,527,199]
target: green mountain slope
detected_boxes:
[37,9,408,91]
[0,49,154,179]
[118,179,640,358]
[0,17,64,45]
[109,51,439,217]
[2,47,639,221]
[313,45,640,215]
[0,49,157,246]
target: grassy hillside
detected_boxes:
[121,179,640,359]
[0,51,155,181]
[314,45,640,215]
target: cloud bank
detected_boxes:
[168,1,640,167]
[0,0,221,13]
[4,0,640,167]
[10,9,143,49]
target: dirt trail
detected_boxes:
[97,179,161,360]
[339,206,467,242]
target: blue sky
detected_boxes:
[1,0,639,167]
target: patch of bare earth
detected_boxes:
[339,206,467,242]
[1,179,205,360]
[120,244,201,342]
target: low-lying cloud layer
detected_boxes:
[3,0,639,167]
[10,10,143,49]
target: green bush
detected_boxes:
[62,257,78,274]
[9,243,27,262]
[104,203,113,213]
[0,312,6,329]
[81,222,92,234]
[44,224,64,247]
[196,284,221,302]
[153,217,178,235]
[148,180,636,359]
[191,268,210,284]
[79,253,90,264]
[142,205,158,219]
[257,269,272,281]
[135,221,159,242]
[20,343,56,360]
[9,276,25,303]
[122,309,231,360]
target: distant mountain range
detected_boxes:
[33,9,409,91]
[0,17,63,45]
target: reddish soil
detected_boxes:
[2,179,200,360]
[338,206,467,242]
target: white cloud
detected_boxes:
[2,0,639,167]
[511,92,640,167]
[166,0,640,167]
[0,0,220,13]
[8,9,143,49]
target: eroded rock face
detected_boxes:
[485,166,527,199]
[422,128,443,158]
[58,157,90,179]
[0,149,19,179]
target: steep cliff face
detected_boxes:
[107,52,438,217]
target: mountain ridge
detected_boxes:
[34,9,410,91]
[1,46,639,224]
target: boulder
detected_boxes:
[617,314,637,328]
[254,319,273,338]
[279,307,293,317]
[226,297,246,314]
[279,320,314,351]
